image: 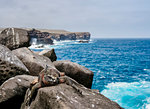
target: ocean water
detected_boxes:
[30,38,150,109]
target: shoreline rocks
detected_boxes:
[0,44,29,85]
[0,74,123,109]
[53,60,94,88]
[0,28,91,47]
[38,49,57,62]
[12,47,56,76]
[21,81,123,109]
[0,75,37,109]
[0,28,123,109]
[0,28,30,50]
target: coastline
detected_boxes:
[0,27,123,109]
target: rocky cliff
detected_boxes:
[28,28,90,41]
[0,28,91,46]
[48,32,90,41]
[39,29,91,41]
[28,29,53,45]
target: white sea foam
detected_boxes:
[101,81,150,109]
[146,104,150,109]
[144,69,150,72]
[53,40,75,44]
[30,38,37,45]
[29,39,93,50]
[141,97,150,109]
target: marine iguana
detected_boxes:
[24,65,83,106]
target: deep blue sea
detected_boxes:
[30,38,150,109]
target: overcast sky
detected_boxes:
[0,0,150,38]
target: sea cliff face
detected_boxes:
[28,28,90,42]
[0,28,91,46]
[27,29,53,45]
[49,32,90,41]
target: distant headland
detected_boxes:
[0,27,123,109]
[0,28,91,49]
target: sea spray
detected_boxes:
[101,81,150,109]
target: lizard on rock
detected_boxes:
[24,65,83,106]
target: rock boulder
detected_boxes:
[21,82,123,109]
[53,60,94,88]
[0,44,29,85]
[0,75,37,109]
[12,47,57,76]
[0,28,30,50]
[39,49,57,62]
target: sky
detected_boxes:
[0,0,150,38]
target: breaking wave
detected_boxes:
[101,81,150,109]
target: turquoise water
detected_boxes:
[31,38,150,109]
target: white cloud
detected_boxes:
[0,0,150,37]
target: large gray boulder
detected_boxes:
[21,82,123,109]
[12,47,57,76]
[0,75,37,109]
[0,28,30,50]
[0,44,29,85]
[39,48,57,62]
[53,60,94,88]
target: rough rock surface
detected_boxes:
[49,32,90,41]
[0,28,30,50]
[28,29,53,45]
[0,75,37,109]
[0,44,29,85]
[75,32,90,40]
[49,32,76,41]
[21,83,123,109]
[12,47,57,76]
[39,48,57,62]
[53,60,94,88]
